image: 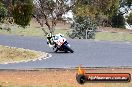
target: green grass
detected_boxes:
[95,32,132,42]
[1,25,132,42]
[0,26,68,38]
[0,45,44,64]
[0,27,44,37]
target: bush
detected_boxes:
[67,16,97,39]
[111,13,125,28]
[126,13,132,25]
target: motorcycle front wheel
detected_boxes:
[53,47,58,52]
[64,45,74,53]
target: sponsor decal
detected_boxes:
[76,65,131,84]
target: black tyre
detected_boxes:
[76,74,87,84]
[65,45,74,53]
[53,47,58,52]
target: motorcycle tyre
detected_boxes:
[64,45,74,53]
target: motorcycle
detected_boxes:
[47,33,74,53]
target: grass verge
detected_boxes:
[1,25,132,42]
[95,32,132,42]
[0,26,68,38]
[0,45,47,64]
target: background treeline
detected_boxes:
[0,0,132,39]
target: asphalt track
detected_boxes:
[0,34,132,69]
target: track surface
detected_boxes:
[0,34,132,69]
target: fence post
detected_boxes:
[86,29,88,39]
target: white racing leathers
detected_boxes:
[47,33,74,53]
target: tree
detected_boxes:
[67,16,97,39]
[119,0,132,14]
[72,0,120,26]
[126,0,132,7]
[0,1,7,23]
[0,0,34,27]
[33,0,74,35]
[12,0,34,27]
[111,13,125,28]
[1,0,74,34]
[126,12,132,25]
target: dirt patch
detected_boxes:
[0,68,132,87]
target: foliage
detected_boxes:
[67,16,97,39]
[111,13,125,28]
[0,2,7,23]
[72,0,126,28]
[126,13,132,25]
[34,0,74,35]
[126,0,132,7]
[73,0,120,19]
[120,0,132,14]
[12,0,34,28]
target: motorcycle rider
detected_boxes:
[47,33,55,47]
[47,33,74,53]
[47,33,64,47]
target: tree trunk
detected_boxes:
[33,15,48,36]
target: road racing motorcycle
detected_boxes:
[47,33,74,53]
